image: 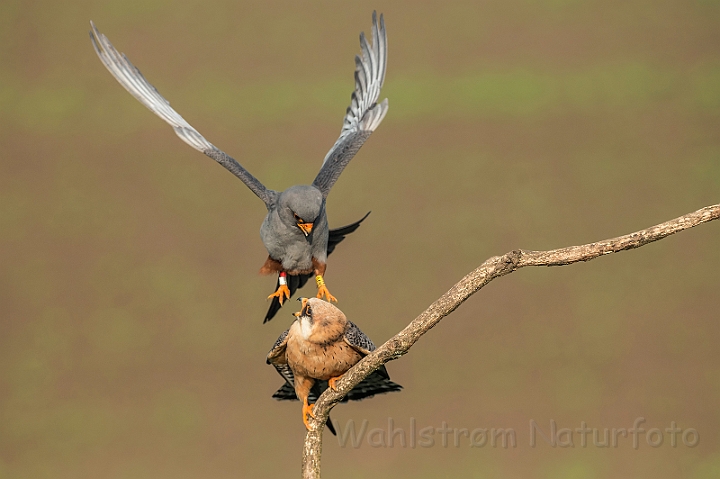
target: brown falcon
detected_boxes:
[267,298,401,434]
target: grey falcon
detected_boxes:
[89,12,388,322]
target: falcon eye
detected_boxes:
[293,213,303,223]
[304,306,312,317]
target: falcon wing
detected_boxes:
[266,329,289,366]
[89,22,275,206]
[344,321,393,380]
[312,11,388,198]
[267,329,297,399]
[343,320,377,356]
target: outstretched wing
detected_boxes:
[312,11,388,198]
[89,22,275,206]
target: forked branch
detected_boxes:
[301,203,720,478]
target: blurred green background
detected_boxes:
[2,0,720,477]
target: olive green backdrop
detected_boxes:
[2,0,720,477]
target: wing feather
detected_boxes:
[266,328,290,364]
[89,21,274,205]
[312,11,388,197]
[271,370,400,403]
[343,321,376,356]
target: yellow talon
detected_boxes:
[267,283,291,304]
[315,275,337,302]
[317,285,337,302]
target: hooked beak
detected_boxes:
[297,222,313,236]
[293,297,309,317]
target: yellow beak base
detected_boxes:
[298,222,314,236]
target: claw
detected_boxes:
[302,398,316,430]
[315,275,337,302]
[328,375,343,391]
[267,283,291,304]
[316,283,337,302]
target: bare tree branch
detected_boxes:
[301,203,720,478]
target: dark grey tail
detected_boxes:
[271,369,402,403]
[273,372,402,403]
[272,369,402,435]
[262,212,371,323]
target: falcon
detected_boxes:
[267,298,402,434]
[89,12,388,322]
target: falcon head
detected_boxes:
[294,297,313,321]
[293,297,347,341]
[278,185,323,237]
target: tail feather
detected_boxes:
[326,211,371,255]
[263,274,303,324]
[272,370,402,403]
[345,371,403,401]
[326,416,337,436]
[271,370,400,435]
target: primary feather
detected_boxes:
[90,13,389,321]
[312,11,389,197]
[89,21,273,205]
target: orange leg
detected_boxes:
[267,272,291,304]
[302,397,316,430]
[315,275,337,303]
[328,375,344,391]
[267,284,291,304]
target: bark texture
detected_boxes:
[301,204,720,478]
